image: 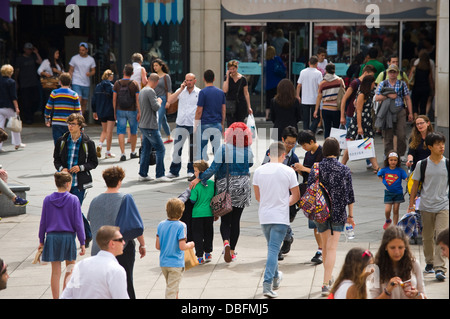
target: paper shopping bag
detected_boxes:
[330,127,347,149]
[347,137,375,161]
[184,248,199,270]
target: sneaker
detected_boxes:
[197,257,205,265]
[138,175,154,182]
[120,154,126,161]
[383,219,392,230]
[163,139,174,144]
[13,196,28,207]
[311,251,323,264]
[424,264,435,274]
[104,152,116,159]
[321,284,331,297]
[187,174,196,182]
[96,146,102,158]
[15,143,26,150]
[155,176,173,182]
[130,152,139,159]
[278,251,284,261]
[435,270,446,281]
[231,252,237,262]
[263,282,278,298]
[316,128,324,135]
[280,237,293,254]
[223,243,232,263]
[204,253,212,263]
[273,271,283,290]
[166,173,179,179]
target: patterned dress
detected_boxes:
[346,91,374,140]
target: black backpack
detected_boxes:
[117,80,134,109]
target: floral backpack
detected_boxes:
[299,162,332,224]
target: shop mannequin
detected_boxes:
[149,40,163,61]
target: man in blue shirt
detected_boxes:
[194,70,226,160]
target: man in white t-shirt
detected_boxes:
[253,142,300,298]
[69,42,96,115]
[296,55,323,132]
[166,73,200,180]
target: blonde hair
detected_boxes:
[166,198,185,220]
[193,160,209,173]
[227,60,239,69]
[131,53,143,63]
[102,69,114,80]
[1,64,14,77]
[266,46,276,60]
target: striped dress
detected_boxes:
[44,88,81,126]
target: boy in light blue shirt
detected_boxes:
[156,198,195,298]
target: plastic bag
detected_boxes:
[246,114,257,140]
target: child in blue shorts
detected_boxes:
[377,151,408,229]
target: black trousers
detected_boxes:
[116,240,136,299]
[220,206,244,250]
[192,216,214,257]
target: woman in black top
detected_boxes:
[223,60,253,126]
[410,50,434,119]
[270,79,301,141]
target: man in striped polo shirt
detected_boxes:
[44,72,81,144]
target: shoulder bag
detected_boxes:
[164,75,178,115]
[210,163,233,218]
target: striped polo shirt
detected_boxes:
[44,88,81,126]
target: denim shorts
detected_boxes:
[384,190,405,204]
[71,84,90,100]
[116,110,138,135]
[314,220,344,233]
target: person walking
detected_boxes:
[112,64,140,161]
[87,166,146,299]
[190,122,253,263]
[44,72,81,144]
[60,225,129,299]
[406,115,433,171]
[151,58,173,144]
[264,46,286,120]
[53,113,98,247]
[223,60,253,126]
[253,141,300,298]
[92,69,115,158]
[166,73,200,181]
[409,50,434,119]
[38,171,86,299]
[0,64,25,151]
[270,79,301,141]
[68,42,96,117]
[138,73,172,182]
[296,56,323,133]
[306,137,355,296]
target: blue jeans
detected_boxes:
[169,125,194,176]
[158,95,171,136]
[116,110,138,135]
[139,128,166,178]
[195,123,222,161]
[261,224,288,284]
[52,124,68,145]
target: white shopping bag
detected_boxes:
[330,126,347,149]
[347,137,375,161]
[246,114,257,140]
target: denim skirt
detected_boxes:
[42,232,77,262]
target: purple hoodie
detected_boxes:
[39,191,85,245]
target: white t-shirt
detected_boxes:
[130,62,145,89]
[253,162,299,225]
[297,67,323,105]
[69,54,96,87]
[175,86,200,127]
[333,279,353,299]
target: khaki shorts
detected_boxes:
[161,267,184,299]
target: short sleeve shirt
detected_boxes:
[157,219,187,268]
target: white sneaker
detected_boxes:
[187,172,194,178]
[273,271,283,290]
[138,175,153,182]
[104,152,116,159]
[156,176,173,182]
[166,173,178,178]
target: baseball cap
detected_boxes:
[79,42,89,49]
[24,43,33,49]
[386,64,400,73]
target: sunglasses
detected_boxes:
[112,237,125,243]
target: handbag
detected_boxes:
[149,148,156,166]
[330,126,347,149]
[164,75,178,115]
[40,76,59,89]
[347,136,376,161]
[115,194,144,242]
[210,163,233,218]
[184,248,199,270]
[6,115,22,133]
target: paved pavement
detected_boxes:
[0,120,448,300]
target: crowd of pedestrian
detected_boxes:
[0,40,448,300]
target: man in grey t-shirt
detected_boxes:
[138,73,172,182]
[409,132,449,281]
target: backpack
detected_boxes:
[299,162,332,224]
[117,80,134,109]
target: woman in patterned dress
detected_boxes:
[190,122,253,263]
[342,75,380,172]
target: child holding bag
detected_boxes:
[377,151,408,229]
